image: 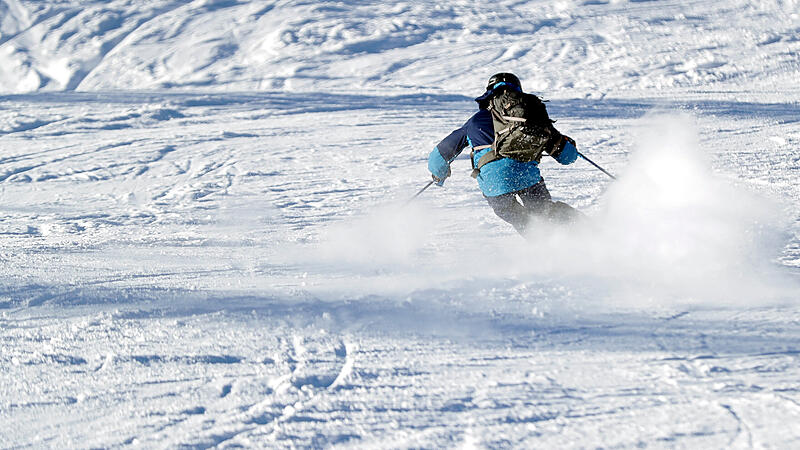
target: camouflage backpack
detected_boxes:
[471,88,570,177]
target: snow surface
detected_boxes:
[2,0,800,448]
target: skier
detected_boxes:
[427,72,582,236]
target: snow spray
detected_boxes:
[298,113,796,310]
[314,203,434,268]
[520,113,795,306]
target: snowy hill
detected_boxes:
[1,0,799,96]
[2,0,800,448]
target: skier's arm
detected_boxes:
[428,126,468,185]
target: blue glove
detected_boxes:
[555,136,578,165]
[428,148,451,186]
[431,171,450,186]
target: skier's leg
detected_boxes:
[518,179,583,224]
[516,180,553,217]
[484,192,530,235]
[547,201,585,223]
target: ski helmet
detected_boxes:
[475,72,522,105]
[486,72,521,91]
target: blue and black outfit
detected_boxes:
[428,78,579,235]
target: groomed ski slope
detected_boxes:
[2,0,800,448]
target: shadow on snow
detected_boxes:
[1,281,799,359]
[1,91,799,124]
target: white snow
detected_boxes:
[2,0,800,448]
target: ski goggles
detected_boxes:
[475,81,522,102]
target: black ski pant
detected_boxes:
[484,180,579,235]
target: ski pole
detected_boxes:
[578,151,617,180]
[404,180,434,206]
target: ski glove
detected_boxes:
[428,148,452,186]
[431,170,450,186]
[554,136,578,165]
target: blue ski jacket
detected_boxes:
[428,107,577,197]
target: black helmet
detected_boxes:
[486,72,521,91]
[475,72,522,104]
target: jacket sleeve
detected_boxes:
[428,125,469,178]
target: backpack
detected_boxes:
[471,89,567,178]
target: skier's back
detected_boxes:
[428,72,582,235]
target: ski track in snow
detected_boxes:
[1,0,800,448]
